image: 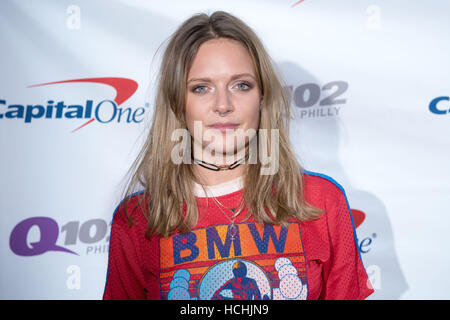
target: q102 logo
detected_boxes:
[283,80,348,119]
[9,217,111,256]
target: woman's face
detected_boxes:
[185,38,262,162]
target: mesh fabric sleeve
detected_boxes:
[319,185,374,300]
[103,204,147,300]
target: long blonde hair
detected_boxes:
[121,11,322,238]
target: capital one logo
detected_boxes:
[429,96,450,115]
[0,77,148,132]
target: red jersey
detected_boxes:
[103,170,374,300]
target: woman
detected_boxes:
[103,11,373,300]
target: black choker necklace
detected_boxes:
[192,153,249,171]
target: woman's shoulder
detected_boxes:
[302,170,346,195]
[111,190,149,228]
[301,169,348,207]
[300,170,356,237]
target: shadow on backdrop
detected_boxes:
[277,60,408,299]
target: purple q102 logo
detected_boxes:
[9,217,78,256]
[9,216,112,256]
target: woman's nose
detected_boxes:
[213,87,234,115]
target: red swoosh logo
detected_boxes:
[291,0,306,7]
[351,209,366,229]
[28,77,138,132]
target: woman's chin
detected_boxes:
[202,144,246,162]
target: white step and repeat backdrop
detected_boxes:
[1,0,449,300]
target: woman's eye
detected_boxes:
[236,82,252,91]
[191,82,252,93]
[192,86,207,93]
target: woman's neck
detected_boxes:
[192,142,248,186]
[193,162,246,186]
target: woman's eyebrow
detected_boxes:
[187,73,256,84]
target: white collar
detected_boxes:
[193,176,244,198]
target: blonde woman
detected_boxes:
[103,11,373,300]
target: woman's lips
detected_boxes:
[209,123,239,132]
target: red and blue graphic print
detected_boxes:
[159,222,308,300]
